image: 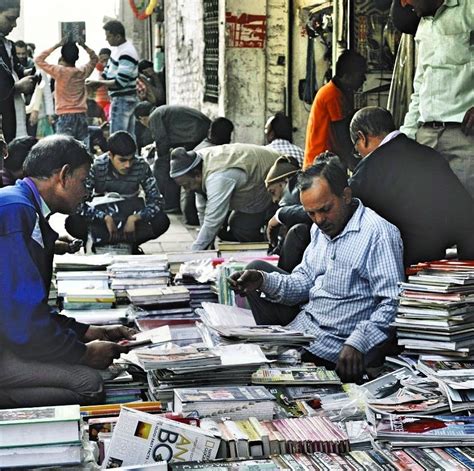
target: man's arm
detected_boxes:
[149,110,170,159]
[78,42,99,78]
[191,172,237,251]
[0,213,86,363]
[138,162,163,221]
[277,205,312,227]
[344,232,404,354]
[34,43,64,78]
[77,164,107,222]
[258,227,317,305]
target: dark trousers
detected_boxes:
[218,210,270,243]
[0,99,16,143]
[65,211,170,247]
[278,223,311,273]
[153,153,181,211]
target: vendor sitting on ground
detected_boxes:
[66,131,169,253]
[229,155,404,383]
[265,155,312,273]
[170,143,280,251]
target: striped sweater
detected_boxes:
[102,40,138,97]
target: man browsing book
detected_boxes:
[0,135,134,408]
[229,155,404,383]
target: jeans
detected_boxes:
[56,113,89,144]
[0,348,104,407]
[110,95,138,137]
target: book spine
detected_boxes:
[404,447,443,471]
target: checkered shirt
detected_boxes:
[266,139,304,166]
[261,200,404,363]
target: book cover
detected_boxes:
[103,407,220,467]
[60,21,86,43]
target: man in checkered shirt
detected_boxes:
[229,155,404,383]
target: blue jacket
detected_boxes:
[0,179,88,363]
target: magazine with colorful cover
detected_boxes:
[103,407,220,467]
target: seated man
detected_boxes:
[265,112,304,166]
[0,135,132,407]
[265,155,311,272]
[170,143,280,251]
[350,106,474,267]
[229,156,404,383]
[66,131,169,252]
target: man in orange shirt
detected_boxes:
[304,50,366,169]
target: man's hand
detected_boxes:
[228,270,264,296]
[84,325,137,342]
[335,345,365,383]
[123,214,140,241]
[80,340,129,370]
[15,76,35,94]
[29,110,39,126]
[104,215,119,242]
[266,216,281,246]
[54,235,83,255]
[461,107,474,136]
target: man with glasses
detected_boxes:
[350,106,474,267]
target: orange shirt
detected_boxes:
[303,80,349,168]
[35,47,98,115]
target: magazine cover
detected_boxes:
[103,408,220,468]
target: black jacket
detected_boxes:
[349,134,474,267]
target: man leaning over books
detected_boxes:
[229,155,405,384]
[0,135,132,408]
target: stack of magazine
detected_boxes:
[108,256,169,300]
[395,261,474,357]
[127,286,190,307]
[173,386,276,421]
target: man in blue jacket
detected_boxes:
[0,135,133,408]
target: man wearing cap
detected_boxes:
[265,155,312,272]
[265,112,304,166]
[170,143,280,250]
[399,0,474,198]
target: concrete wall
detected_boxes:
[163,0,221,118]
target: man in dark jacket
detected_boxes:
[134,102,210,223]
[0,0,35,142]
[350,107,474,267]
[0,135,132,407]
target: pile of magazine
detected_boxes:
[146,344,268,403]
[127,286,190,307]
[395,261,474,357]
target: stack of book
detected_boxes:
[174,386,276,421]
[168,448,474,470]
[62,288,116,310]
[61,307,131,325]
[0,405,82,468]
[55,270,109,297]
[395,262,474,357]
[127,286,190,307]
[108,256,169,300]
[54,253,112,271]
[216,241,270,259]
[174,277,218,310]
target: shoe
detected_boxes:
[132,245,144,255]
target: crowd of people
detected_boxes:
[0,0,472,405]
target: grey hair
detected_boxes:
[349,106,396,144]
